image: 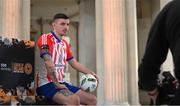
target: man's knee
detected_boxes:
[83,95,97,105]
[90,95,97,105]
[68,94,80,105]
[52,93,80,105]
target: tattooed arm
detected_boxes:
[42,54,67,89]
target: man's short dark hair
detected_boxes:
[53,13,69,21]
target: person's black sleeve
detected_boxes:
[138,1,172,91]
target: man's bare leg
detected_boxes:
[52,92,80,105]
[75,90,97,105]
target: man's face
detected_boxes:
[52,19,70,36]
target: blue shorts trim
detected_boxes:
[62,82,80,93]
[36,82,80,100]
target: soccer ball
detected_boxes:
[80,74,98,92]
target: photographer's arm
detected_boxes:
[138,2,172,105]
[138,3,169,91]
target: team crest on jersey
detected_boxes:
[69,49,73,54]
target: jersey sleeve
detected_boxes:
[37,34,52,58]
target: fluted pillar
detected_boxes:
[126,0,139,104]
[96,0,128,104]
[79,0,96,72]
[0,0,30,39]
[22,0,30,40]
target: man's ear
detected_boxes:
[52,22,56,27]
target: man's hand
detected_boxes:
[55,83,68,90]
[148,88,159,105]
[90,71,99,85]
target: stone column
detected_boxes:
[125,0,139,105]
[79,0,96,74]
[96,0,128,104]
[0,0,30,40]
[21,0,30,40]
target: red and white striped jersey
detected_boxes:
[36,31,73,87]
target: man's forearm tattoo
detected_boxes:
[43,54,59,85]
[48,66,59,85]
[43,54,51,61]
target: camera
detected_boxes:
[156,71,179,105]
